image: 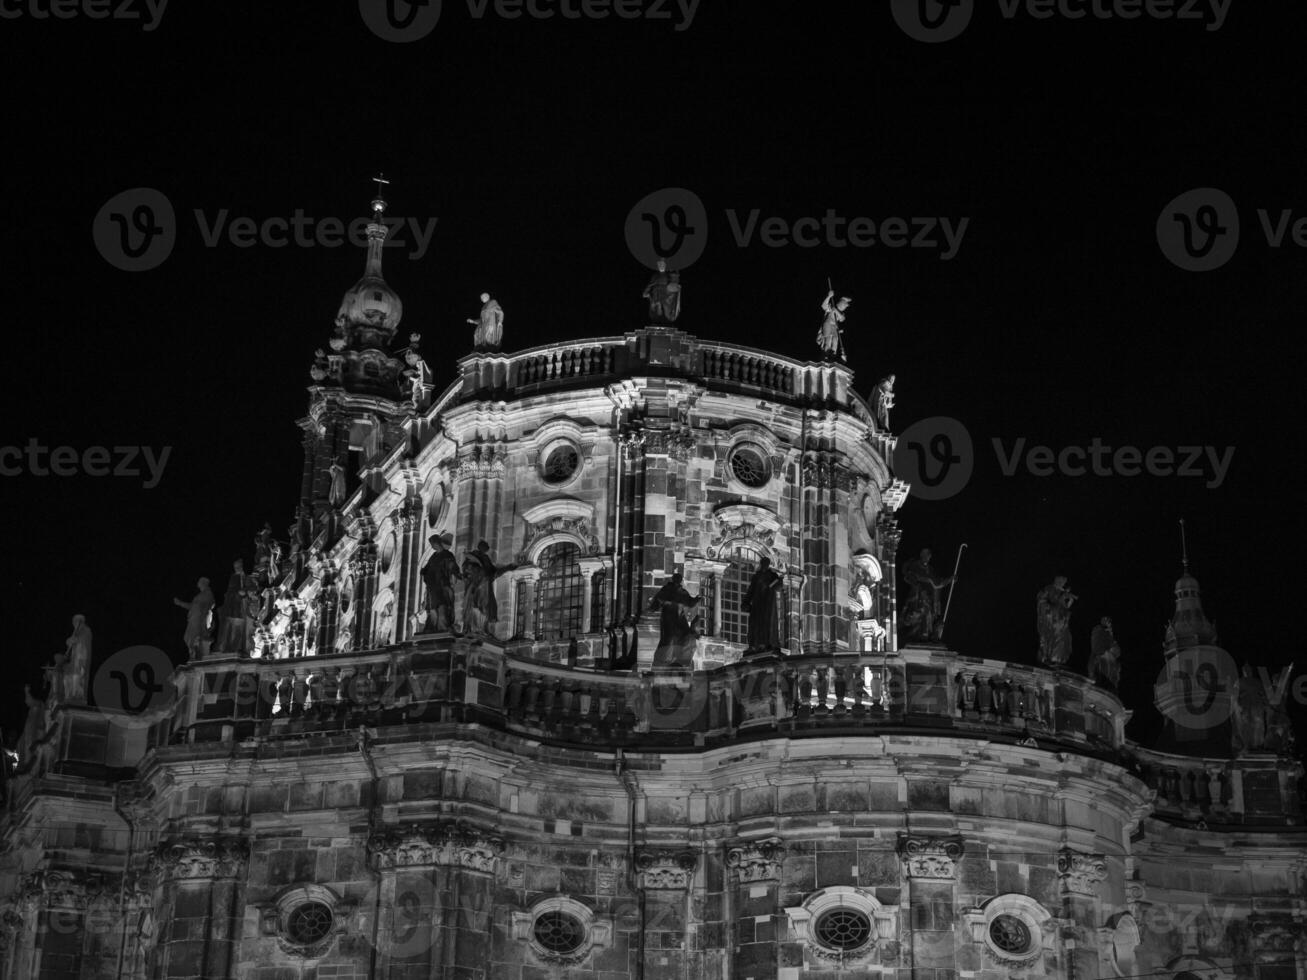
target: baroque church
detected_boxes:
[1,190,1303,980]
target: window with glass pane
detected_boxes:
[537,543,583,640]
[720,545,762,644]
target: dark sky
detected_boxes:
[1,0,1301,745]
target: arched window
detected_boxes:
[537,543,583,640]
[720,545,777,645]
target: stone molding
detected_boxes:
[635,850,697,889]
[725,837,785,883]
[896,832,964,879]
[367,820,505,873]
[150,836,251,882]
[1057,848,1108,897]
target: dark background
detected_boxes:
[0,0,1300,746]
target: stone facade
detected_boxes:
[2,213,1304,980]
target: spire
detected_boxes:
[332,174,404,348]
[1163,518,1218,656]
[364,173,391,280]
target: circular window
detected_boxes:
[989,914,1032,954]
[815,908,872,951]
[287,902,334,945]
[729,446,769,488]
[543,445,580,484]
[532,910,586,954]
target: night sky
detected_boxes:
[1,0,1302,745]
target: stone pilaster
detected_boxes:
[898,833,964,974]
[634,850,698,979]
[726,838,785,980]
[367,821,505,977]
[148,836,250,980]
[877,513,901,652]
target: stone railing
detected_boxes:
[1129,744,1305,826]
[455,328,855,409]
[162,642,1130,757]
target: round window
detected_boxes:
[729,446,769,488]
[814,908,872,951]
[989,914,1032,954]
[287,901,334,945]
[543,445,580,484]
[532,910,586,954]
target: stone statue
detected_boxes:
[421,533,462,633]
[848,551,883,617]
[20,685,46,762]
[1231,664,1294,753]
[650,572,701,668]
[643,260,682,324]
[42,652,68,705]
[901,549,954,641]
[310,348,329,382]
[254,522,274,565]
[1036,575,1077,666]
[744,557,784,653]
[328,461,347,508]
[468,293,504,350]
[173,578,215,658]
[335,621,353,653]
[215,560,258,654]
[461,541,506,636]
[817,289,850,360]
[1088,616,1121,689]
[873,375,896,429]
[403,341,432,406]
[62,614,92,704]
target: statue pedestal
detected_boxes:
[636,611,660,673]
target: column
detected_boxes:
[877,514,902,653]
[577,557,614,633]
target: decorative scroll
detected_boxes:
[725,838,785,883]
[1057,849,1108,897]
[18,869,107,909]
[896,833,965,879]
[635,850,698,890]
[367,820,505,874]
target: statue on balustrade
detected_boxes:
[1036,575,1077,666]
[1233,663,1295,754]
[216,560,259,654]
[817,289,850,361]
[62,614,92,704]
[744,557,784,653]
[254,522,275,565]
[1088,616,1121,690]
[650,572,701,668]
[421,533,462,633]
[328,461,347,508]
[462,541,508,636]
[404,337,433,407]
[873,374,896,429]
[173,577,215,658]
[643,260,682,324]
[901,549,954,641]
[468,293,505,350]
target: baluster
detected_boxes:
[815,666,830,713]
[505,674,524,713]
[522,676,541,718]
